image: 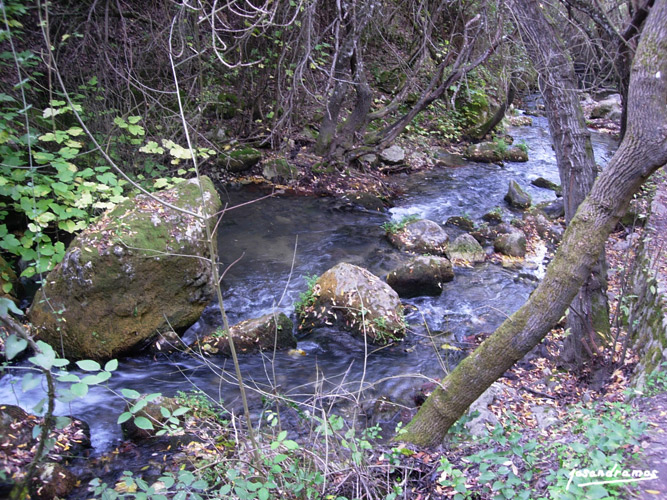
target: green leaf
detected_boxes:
[133,416,154,430]
[283,439,299,450]
[82,371,111,384]
[172,407,190,417]
[55,416,71,429]
[159,476,175,489]
[113,116,127,128]
[117,412,132,424]
[70,382,89,397]
[104,359,118,372]
[4,334,28,360]
[127,116,142,124]
[121,388,141,399]
[28,341,57,370]
[57,373,81,383]
[191,480,208,490]
[130,399,148,414]
[76,359,101,372]
[21,373,41,392]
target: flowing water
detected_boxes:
[0,115,618,450]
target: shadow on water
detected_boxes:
[0,116,618,450]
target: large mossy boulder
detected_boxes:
[29,177,222,361]
[298,263,405,344]
[386,256,454,298]
[193,312,295,356]
[447,234,486,264]
[388,219,449,255]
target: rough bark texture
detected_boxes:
[510,0,611,369]
[397,0,667,447]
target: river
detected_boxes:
[0,115,618,450]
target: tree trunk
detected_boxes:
[509,0,611,370]
[397,0,667,447]
[470,71,517,141]
[315,1,375,156]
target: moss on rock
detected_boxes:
[29,177,222,361]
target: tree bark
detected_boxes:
[397,0,667,447]
[315,1,376,156]
[509,0,611,370]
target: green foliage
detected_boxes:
[492,136,509,154]
[437,401,646,500]
[643,362,667,396]
[381,214,420,235]
[0,97,129,281]
[517,141,529,154]
[294,273,319,316]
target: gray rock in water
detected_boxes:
[465,141,503,163]
[538,199,565,219]
[447,234,486,263]
[380,145,405,164]
[445,216,476,232]
[505,180,532,209]
[298,263,405,344]
[494,230,527,257]
[388,219,449,255]
[29,177,222,361]
[504,146,529,162]
[434,150,467,167]
[590,94,622,121]
[531,177,561,194]
[386,255,454,297]
[192,312,295,356]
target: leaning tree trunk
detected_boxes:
[397,0,667,447]
[510,0,611,370]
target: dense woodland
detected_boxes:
[0,0,666,499]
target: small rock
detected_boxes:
[30,462,77,500]
[504,146,528,162]
[388,219,449,255]
[537,199,565,219]
[505,180,532,209]
[358,153,379,169]
[262,158,299,183]
[445,216,476,232]
[494,230,527,257]
[219,147,262,173]
[531,177,561,193]
[447,234,486,264]
[380,145,405,164]
[386,255,454,297]
[434,151,467,168]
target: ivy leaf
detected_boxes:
[4,334,28,360]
